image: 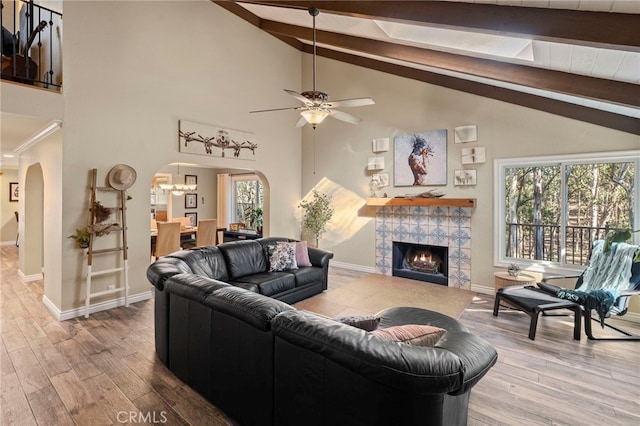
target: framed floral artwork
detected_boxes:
[185,175,197,186]
[185,193,197,209]
[9,182,18,202]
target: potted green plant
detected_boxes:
[299,190,334,247]
[246,206,263,233]
[68,228,91,248]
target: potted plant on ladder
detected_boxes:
[68,228,91,249]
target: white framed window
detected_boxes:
[494,151,639,274]
[230,174,263,224]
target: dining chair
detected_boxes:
[195,219,217,247]
[172,217,197,248]
[153,221,181,260]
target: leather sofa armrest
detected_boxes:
[308,247,334,268]
[433,330,498,395]
[146,257,192,291]
[164,274,230,304]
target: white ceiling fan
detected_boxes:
[250,7,375,129]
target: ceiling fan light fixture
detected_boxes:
[249,7,373,128]
[301,108,329,126]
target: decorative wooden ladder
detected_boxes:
[85,168,129,318]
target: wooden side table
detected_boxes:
[494,271,537,292]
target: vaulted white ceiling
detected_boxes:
[218,0,639,134]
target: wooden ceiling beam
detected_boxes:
[213,0,303,49]
[233,1,639,51]
[310,46,639,135]
[262,20,640,108]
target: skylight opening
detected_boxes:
[374,20,534,62]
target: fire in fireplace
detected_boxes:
[392,242,448,286]
[404,248,442,273]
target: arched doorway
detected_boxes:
[19,163,44,280]
[150,163,271,254]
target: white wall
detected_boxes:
[300,55,640,291]
[25,0,300,314]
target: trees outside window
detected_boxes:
[496,151,638,271]
[231,175,263,226]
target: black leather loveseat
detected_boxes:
[146,237,333,364]
[146,240,498,426]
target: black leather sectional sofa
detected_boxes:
[146,237,498,425]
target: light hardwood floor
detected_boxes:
[1,245,639,425]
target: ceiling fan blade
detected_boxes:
[295,115,308,128]
[284,89,313,106]
[250,106,300,113]
[326,97,375,108]
[329,109,363,125]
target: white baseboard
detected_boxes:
[18,269,43,282]
[329,261,376,274]
[1,240,17,246]
[42,290,154,321]
[471,284,495,295]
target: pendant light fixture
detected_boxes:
[159,164,197,196]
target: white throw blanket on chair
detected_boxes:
[578,240,638,294]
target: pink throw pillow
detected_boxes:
[295,240,312,267]
[372,324,446,347]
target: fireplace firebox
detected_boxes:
[392,242,448,286]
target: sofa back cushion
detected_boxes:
[219,240,268,280]
[164,274,230,304]
[166,247,229,281]
[205,286,295,331]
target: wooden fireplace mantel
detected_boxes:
[366,197,476,208]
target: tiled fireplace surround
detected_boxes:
[374,206,472,290]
